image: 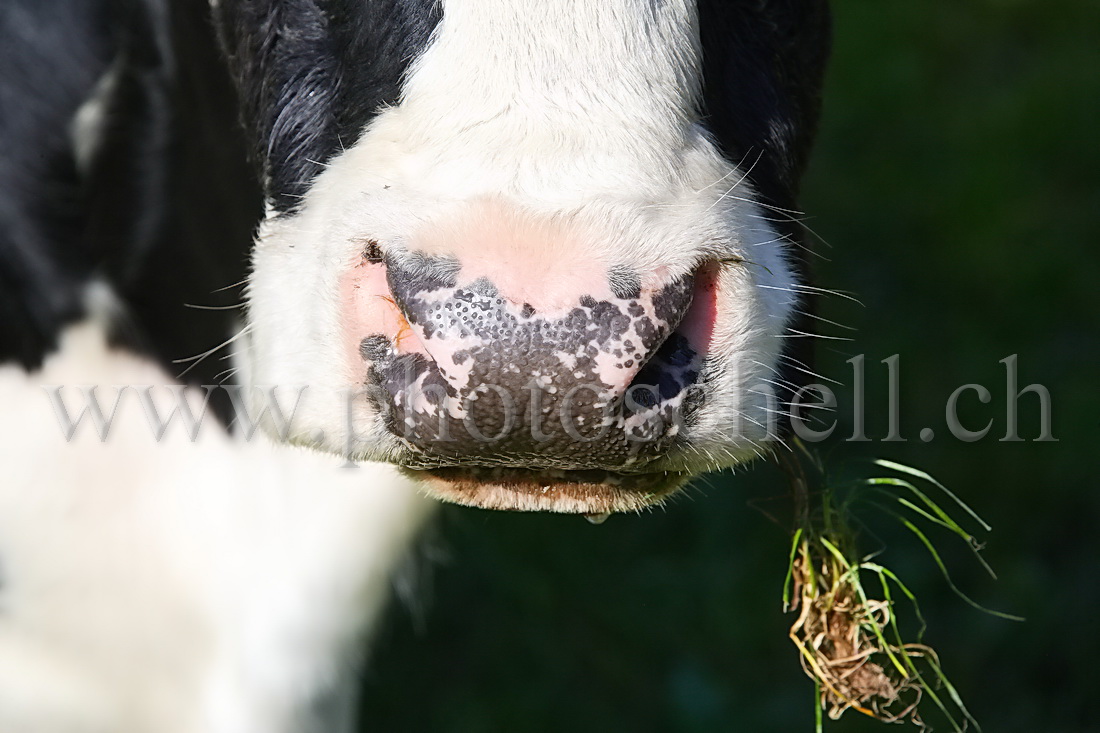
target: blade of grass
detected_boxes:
[925,653,981,731]
[901,520,1024,621]
[864,477,989,556]
[784,527,804,612]
[872,460,991,532]
[867,494,998,580]
[814,679,823,733]
[864,562,928,640]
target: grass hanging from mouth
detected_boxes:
[776,442,1022,732]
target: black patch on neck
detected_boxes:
[213,0,442,212]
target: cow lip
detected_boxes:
[405,466,689,514]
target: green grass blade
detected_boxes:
[910,666,965,732]
[814,679,823,733]
[864,561,928,640]
[864,477,989,556]
[925,654,982,731]
[872,459,991,531]
[842,563,911,679]
[783,528,804,612]
[866,493,999,585]
[901,520,1024,621]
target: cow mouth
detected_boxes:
[406,466,689,514]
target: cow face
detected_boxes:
[212,0,830,513]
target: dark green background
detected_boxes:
[362,3,1098,730]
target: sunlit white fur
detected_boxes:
[0,310,433,733]
[246,0,798,474]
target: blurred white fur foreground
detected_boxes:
[0,319,434,733]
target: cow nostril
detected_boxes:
[628,332,701,405]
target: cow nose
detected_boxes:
[356,249,702,470]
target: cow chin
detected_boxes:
[408,467,690,515]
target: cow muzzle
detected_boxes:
[339,213,719,512]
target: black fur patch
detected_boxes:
[212,0,441,212]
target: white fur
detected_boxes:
[0,309,434,733]
[246,0,798,475]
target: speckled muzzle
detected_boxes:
[356,248,709,478]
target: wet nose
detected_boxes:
[357,250,702,470]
